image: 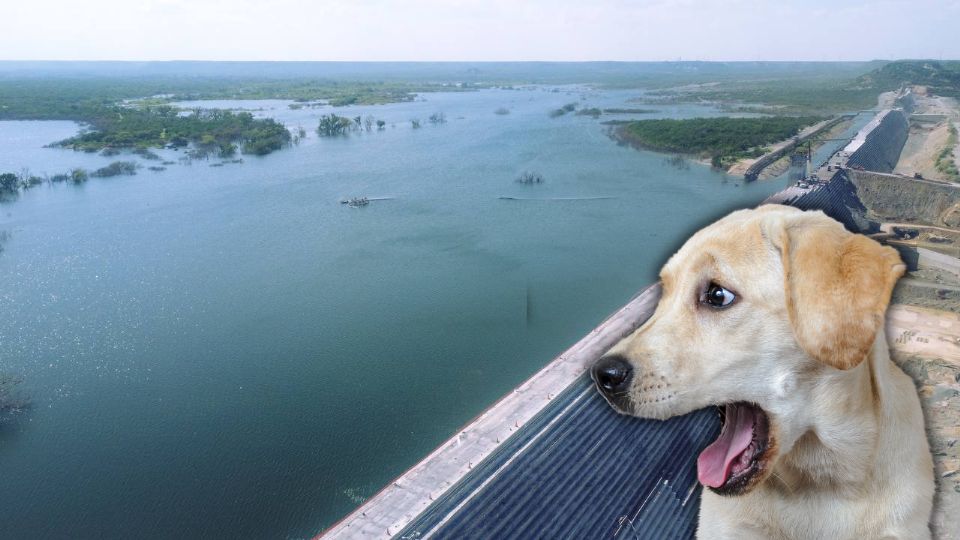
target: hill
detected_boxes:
[857,60,960,97]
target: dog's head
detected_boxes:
[591,204,904,495]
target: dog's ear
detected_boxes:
[763,208,905,370]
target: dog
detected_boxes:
[591,204,934,539]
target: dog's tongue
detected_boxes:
[697,404,755,488]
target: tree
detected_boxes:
[376,120,386,130]
[317,114,353,137]
[364,115,375,132]
[0,173,18,193]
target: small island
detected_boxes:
[56,106,291,157]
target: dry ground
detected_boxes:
[887,303,960,539]
[895,90,960,182]
[895,121,953,180]
[890,257,960,539]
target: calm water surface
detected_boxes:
[0,88,802,538]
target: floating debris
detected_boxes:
[341,197,370,208]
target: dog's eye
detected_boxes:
[702,283,736,308]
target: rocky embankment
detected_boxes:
[848,170,960,228]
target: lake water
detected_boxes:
[0,88,837,538]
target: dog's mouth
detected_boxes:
[697,402,771,495]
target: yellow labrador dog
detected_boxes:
[592,205,934,539]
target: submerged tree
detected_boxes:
[428,112,447,125]
[0,173,18,194]
[317,114,354,137]
[91,161,139,178]
[516,171,545,184]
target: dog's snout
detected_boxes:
[592,355,633,394]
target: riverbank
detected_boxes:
[612,116,822,170]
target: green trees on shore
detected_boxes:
[617,116,821,168]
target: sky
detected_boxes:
[2,0,959,62]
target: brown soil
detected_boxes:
[895,121,952,181]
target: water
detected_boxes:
[0,88,788,538]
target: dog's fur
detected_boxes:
[600,205,935,539]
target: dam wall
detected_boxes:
[842,109,909,173]
[764,169,877,233]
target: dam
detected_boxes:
[841,109,910,173]
[320,106,960,539]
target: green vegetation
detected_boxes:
[55,107,290,156]
[858,60,960,98]
[603,108,657,114]
[935,124,959,181]
[317,113,393,136]
[616,116,821,168]
[647,79,877,115]
[642,61,960,115]
[1,168,90,198]
[576,107,602,118]
[317,113,355,136]
[0,76,465,121]
[549,102,578,117]
[0,76,470,156]
[91,161,139,178]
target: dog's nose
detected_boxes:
[591,355,633,394]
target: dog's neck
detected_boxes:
[770,330,893,495]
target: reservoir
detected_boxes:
[0,87,796,538]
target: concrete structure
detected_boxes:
[842,109,909,173]
[742,115,852,181]
[319,286,670,538]
[918,247,960,278]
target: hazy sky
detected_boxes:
[3,0,959,61]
